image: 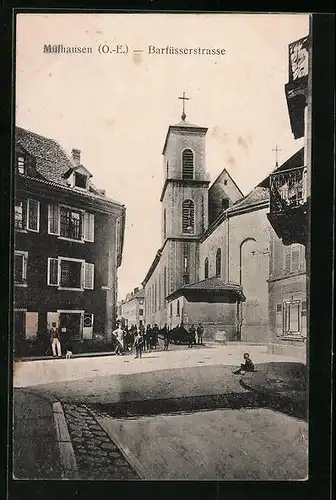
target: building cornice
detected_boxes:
[160,178,210,202]
[17,175,125,216]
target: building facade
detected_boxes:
[14,127,125,356]
[141,111,307,351]
[119,287,145,328]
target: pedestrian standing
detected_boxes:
[188,324,196,348]
[112,324,124,355]
[134,330,144,359]
[50,322,62,357]
[162,323,170,351]
[197,323,204,345]
[152,324,159,349]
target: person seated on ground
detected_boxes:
[233,352,255,374]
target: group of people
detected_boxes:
[187,323,204,348]
[112,323,167,358]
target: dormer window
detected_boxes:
[17,155,25,174]
[75,172,87,189]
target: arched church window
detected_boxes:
[177,300,180,316]
[216,248,221,277]
[182,149,194,180]
[182,199,195,233]
[164,267,167,298]
[204,257,209,279]
[163,209,166,239]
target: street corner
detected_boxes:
[61,402,140,480]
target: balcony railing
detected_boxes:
[269,166,307,213]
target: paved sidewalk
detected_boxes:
[13,390,61,479]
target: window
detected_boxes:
[224,179,228,186]
[216,248,222,277]
[177,300,180,316]
[27,199,40,232]
[15,201,25,230]
[17,155,25,174]
[170,303,172,316]
[14,251,28,284]
[183,243,189,285]
[139,308,144,316]
[60,207,82,240]
[75,172,87,189]
[276,303,282,313]
[204,257,209,279]
[60,259,83,288]
[83,212,95,242]
[163,209,166,239]
[182,199,194,233]
[182,149,194,180]
[164,267,167,297]
[47,257,92,290]
[221,198,229,210]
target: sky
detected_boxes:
[15,13,309,301]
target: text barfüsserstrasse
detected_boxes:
[148,45,226,56]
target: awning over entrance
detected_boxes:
[166,277,246,304]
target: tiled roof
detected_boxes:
[166,277,245,301]
[181,277,243,292]
[15,127,124,206]
[16,127,74,187]
[228,186,269,212]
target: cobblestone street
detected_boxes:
[62,403,139,480]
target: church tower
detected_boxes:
[160,94,210,293]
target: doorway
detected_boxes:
[59,312,82,343]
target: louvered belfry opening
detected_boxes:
[182,199,195,233]
[182,149,194,180]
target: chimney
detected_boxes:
[71,148,81,167]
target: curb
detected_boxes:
[52,401,79,479]
[239,379,307,420]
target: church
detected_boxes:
[142,98,307,346]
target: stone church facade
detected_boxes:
[142,114,307,348]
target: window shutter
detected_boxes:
[291,245,300,273]
[48,205,59,235]
[284,246,291,274]
[84,212,94,242]
[27,199,40,231]
[84,262,94,290]
[48,258,59,286]
[22,253,27,280]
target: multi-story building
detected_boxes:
[14,127,125,356]
[119,287,145,328]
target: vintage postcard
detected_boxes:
[13,12,310,481]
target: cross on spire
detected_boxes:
[272,145,281,168]
[178,92,190,121]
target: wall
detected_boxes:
[199,205,271,343]
[167,297,237,340]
